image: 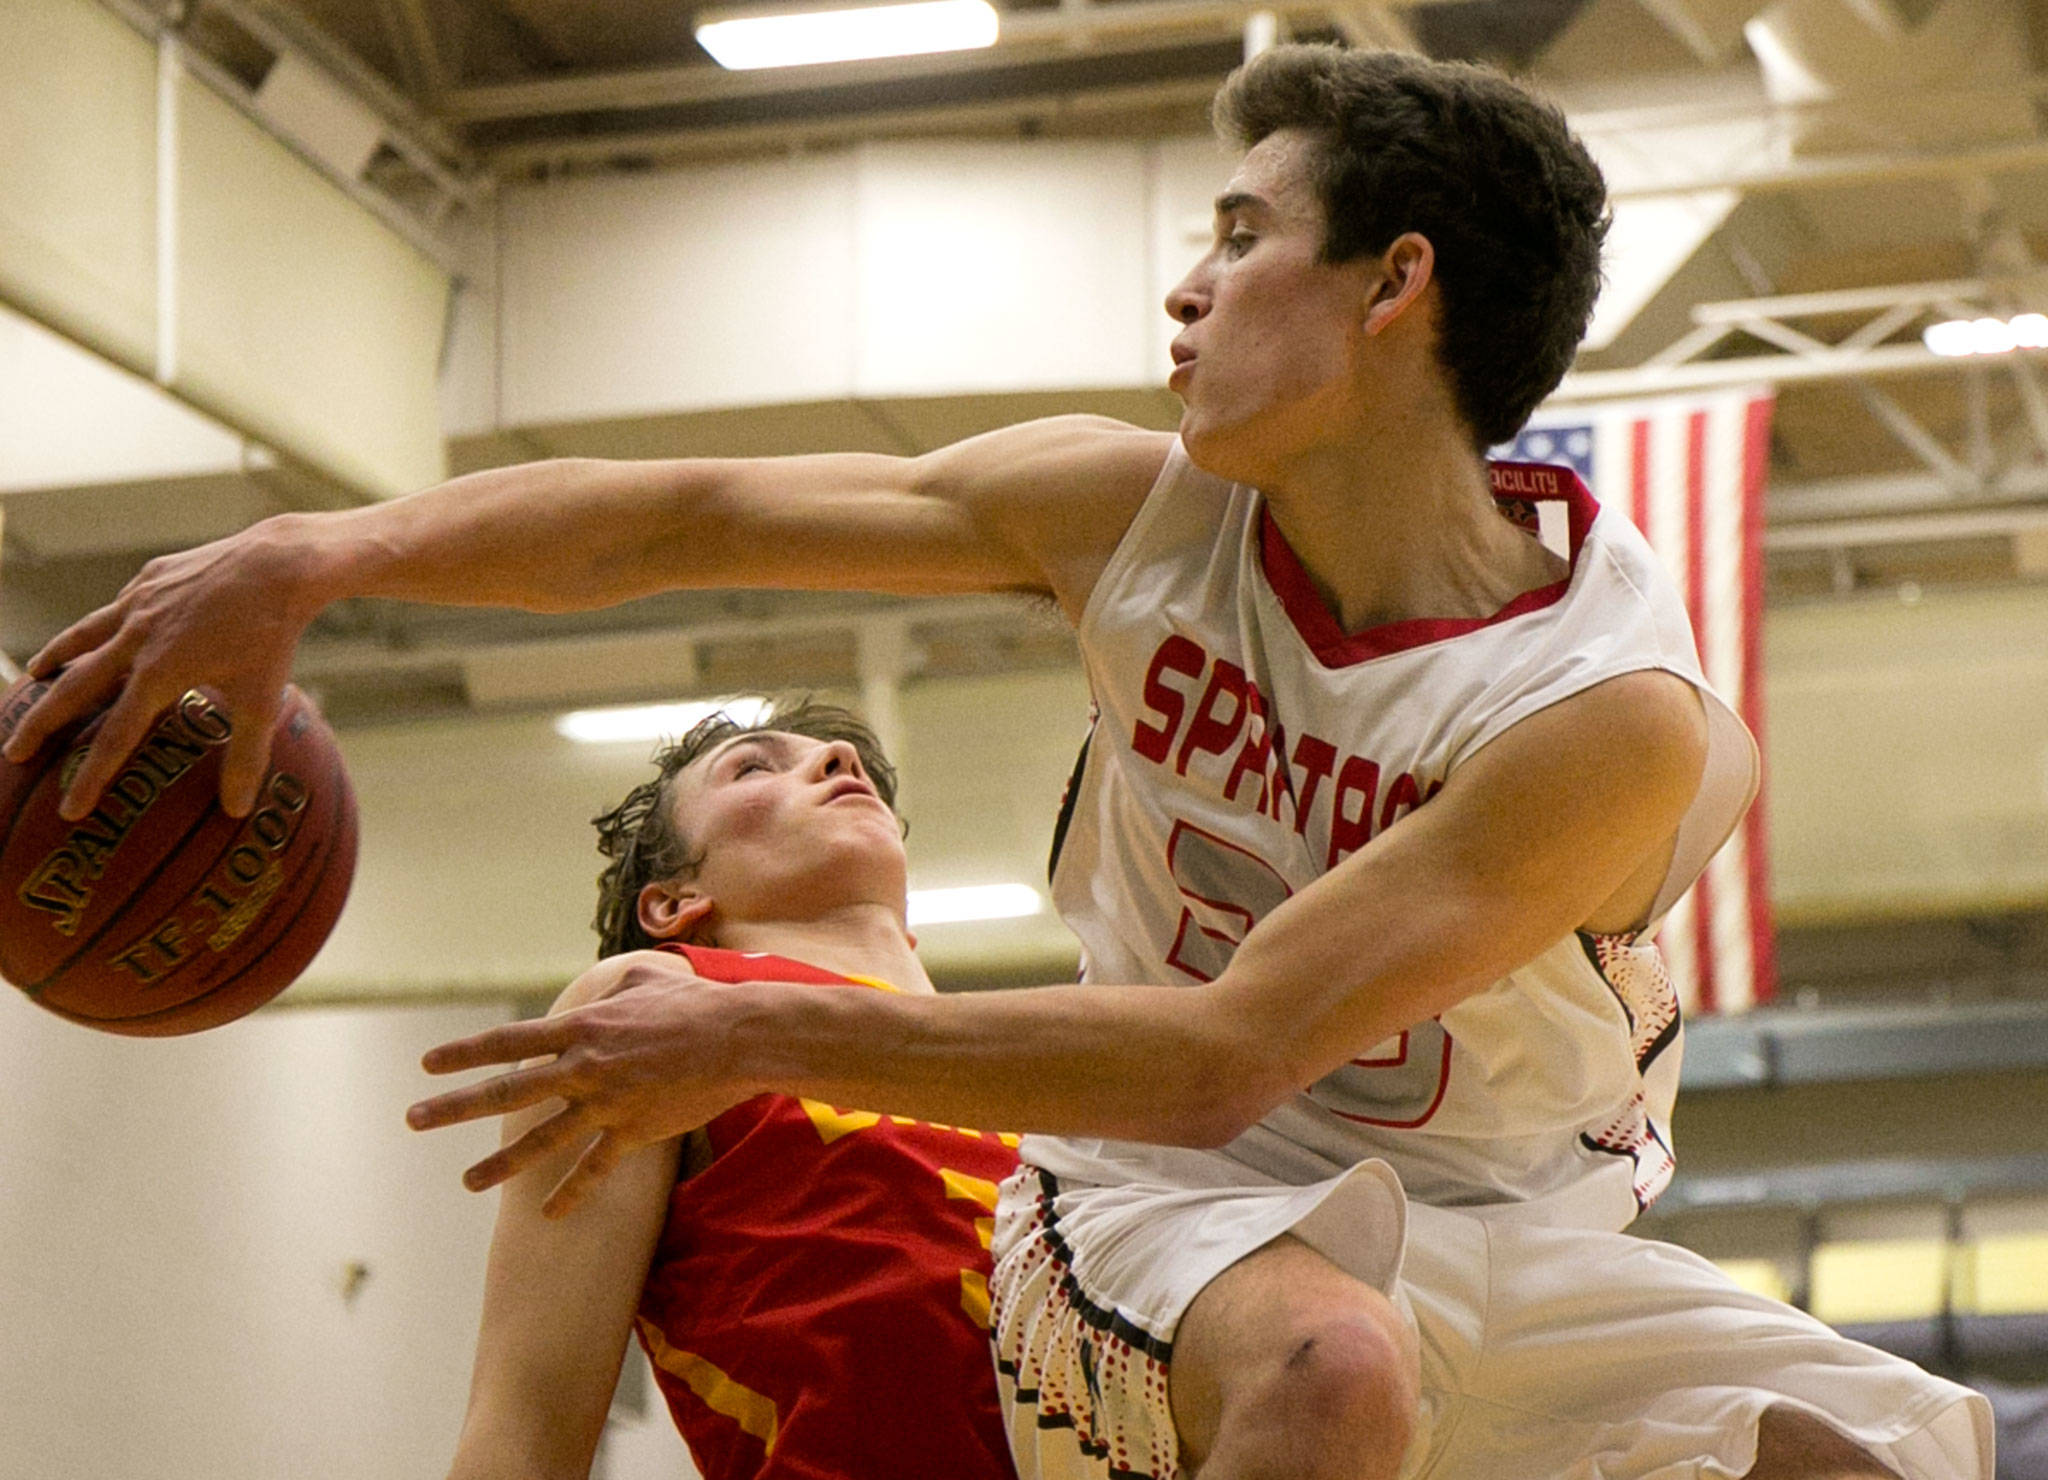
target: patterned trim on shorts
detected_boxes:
[991,1169,1182,1480]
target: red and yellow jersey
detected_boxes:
[635,944,1019,1480]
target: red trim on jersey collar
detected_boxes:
[659,942,851,987]
[1258,460,1601,668]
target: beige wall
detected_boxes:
[1766,582,2048,923]
[0,992,509,1480]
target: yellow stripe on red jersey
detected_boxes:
[635,944,1019,1480]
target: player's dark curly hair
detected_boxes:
[1213,45,1609,449]
[590,699,901,959]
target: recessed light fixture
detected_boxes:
[906,883,1043,927]
[695,0,999,70]
[1923,312,2048,358]
[555,697,774,745]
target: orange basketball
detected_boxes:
[0,677,358,1035]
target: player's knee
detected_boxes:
[1263,1308,1417,1463]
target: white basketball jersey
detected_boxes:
[1026,441,1759,1232]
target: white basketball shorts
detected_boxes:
[989,1164,1994,1480]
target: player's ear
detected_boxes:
[1362,231,1435,336]
[638,881,715,943]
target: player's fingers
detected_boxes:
[407,1065,566,1134]
[417,1018,576,1080]
[24,605,124,682]
[3,647,129,765]
[217,693,284,817]
[55,682,172,820]
[542,1130,626,1219]
[459,1109,590,1193]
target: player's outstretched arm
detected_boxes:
[445,978,685,1480]
[409,671,1710,1213]
[7,415,1169,819]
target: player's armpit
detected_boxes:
[444,979,685,1480]
[907,416,1173,621]
[1208,668,1710,1120]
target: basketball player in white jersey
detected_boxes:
[15,45,1990,1480]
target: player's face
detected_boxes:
[1164,130,1387,482]
[663,730,908,933]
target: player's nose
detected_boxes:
[1165,268,1209,325]
[815,738,865,781]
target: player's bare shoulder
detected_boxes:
[914,416,1174,621]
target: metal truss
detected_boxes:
[1558,278,2048,404]
[1548,277,2048,559]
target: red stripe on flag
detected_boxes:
[1740,394,1778,1005]
[1630,419,1651,536]
[1684,410,1718,1012]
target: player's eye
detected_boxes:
[1225,230,1256,258]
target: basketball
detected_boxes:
[0,677,357,1035]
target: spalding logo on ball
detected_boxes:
[0,676,358,1035]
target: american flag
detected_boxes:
[1499,389,1777,1014]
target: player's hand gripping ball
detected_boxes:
[0,676,358,1034]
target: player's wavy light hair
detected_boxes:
[590,698,902,959]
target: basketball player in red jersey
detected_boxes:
[446,700,1016,1480]
[17,45,1989,1480]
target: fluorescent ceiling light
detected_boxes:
[907,883,1043,927]
[556,697,774,745]
[695,0,998,70]
[1924,312,2048,358]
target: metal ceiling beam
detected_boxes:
[292,594,1023,686]
[1765,501,2048,552]
[1327,3,1418,52]
[1690,279,2007,324]
[196,0,480,190]
[1680,999,2048,1093]
[1556,341,2048,401]
[1606,133,2048,201]
[1560,277,2048,401]
[96,0,471,271]
[1569,70,2048,135]
[482,76,1222,170]
[438,0,1427,122]
[371,0,450,102]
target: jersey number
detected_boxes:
[1161,820,1451,1130]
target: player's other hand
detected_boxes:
[408,951,752,1218]
[3,516,329,819]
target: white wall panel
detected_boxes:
[852,140,1152,396]
[174,74,450,500]
[1148,136,1235,381]
[439,201,503,441]
[494,140,1174,431]
[0,306,246,494]
[0,0,157,376]
[499,155,860,426]
[0,994,507,1480]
